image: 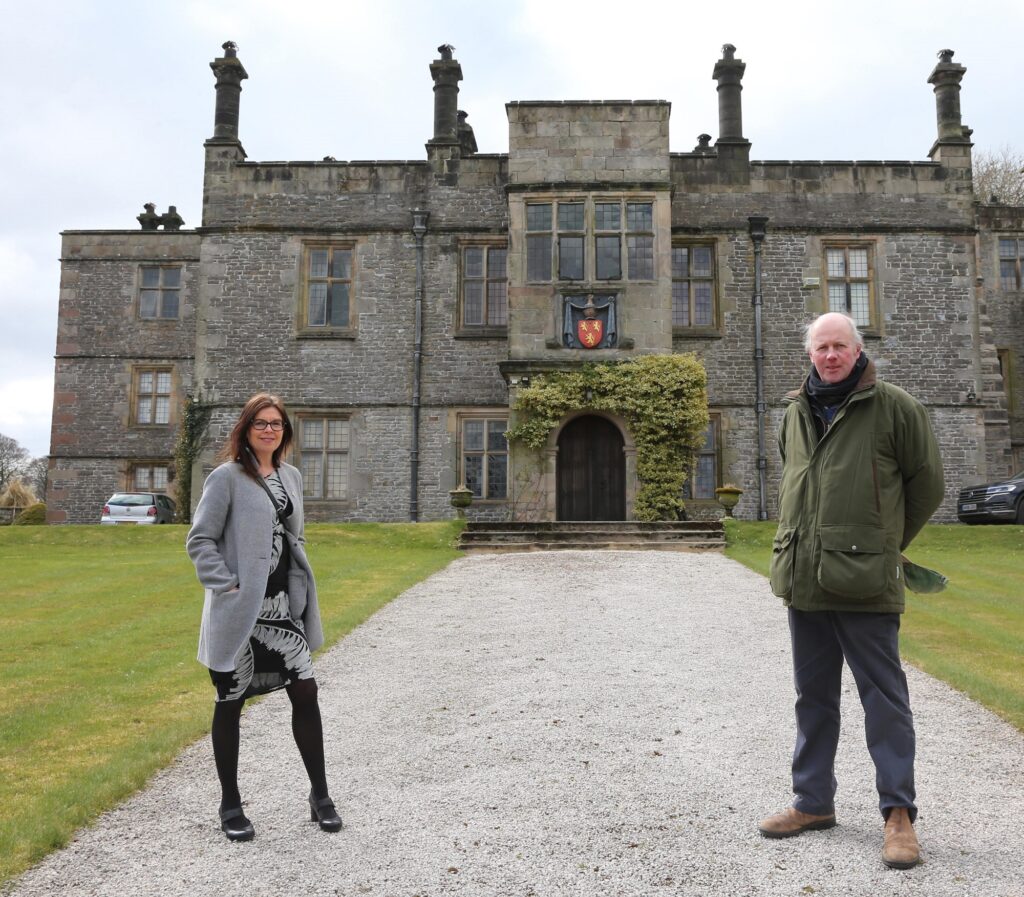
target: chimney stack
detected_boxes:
[712,44,751,168]
[429,44,462,148]
[927,49,971,164]
[209,41,248,143]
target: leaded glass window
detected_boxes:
[134,368,172,425]
[672,244,715,328]
[462,245,508,327]
[131,463,171,491]
[299,416,350,500]
[1000,238,1022,291]
[305,246,353,329]
[461,417,508,500]
[825,245,873,328]
[683,418,720,501]
[139,266,181,319]
[526,203,553,281]
[523,197,655,282]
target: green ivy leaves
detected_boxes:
[507,355,709,520]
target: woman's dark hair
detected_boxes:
[219,393,294,481]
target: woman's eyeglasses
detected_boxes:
[251,419,285,432]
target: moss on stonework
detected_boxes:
[507,355,709,521]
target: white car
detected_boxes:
[101,492,177,524]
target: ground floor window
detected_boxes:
[460,415,508,500]
[130,463,171,492]
[296,415,350,500]
[683,416,721,500]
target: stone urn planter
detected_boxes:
[449,484,473,518]
[714,485,743,517]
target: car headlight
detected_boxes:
[986,485,1016,494]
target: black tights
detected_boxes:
[211,678,328,811]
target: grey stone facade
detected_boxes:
[47,43,1022,524]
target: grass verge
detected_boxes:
[0,522,462,886]
[724,519,1024,733]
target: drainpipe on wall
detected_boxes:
[749,216,769,520]
[410,209,430,522]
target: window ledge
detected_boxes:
[296,330,357,340]
[455,327,509,340]
[545,337,635,349]
[673,327,723,340]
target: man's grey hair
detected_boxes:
[803,313,864,353]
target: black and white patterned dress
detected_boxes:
[210,471,315,702]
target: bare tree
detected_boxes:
[24,456,49,500]
[0,433,30,493]
[974,146,1024,205]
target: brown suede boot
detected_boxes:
[758,807,837,839]
[881,807,920,869]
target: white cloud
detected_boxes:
[0,375,55,459]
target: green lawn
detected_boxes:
[3,521,1021,886]
[0,522,462,886]
[724,520,1024,733]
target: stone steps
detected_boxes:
[458,520,726,552]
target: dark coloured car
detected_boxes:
[957,471,1024,524]
[101,492,177,524]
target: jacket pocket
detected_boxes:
[769,527,798,598]
[817,524,887,598]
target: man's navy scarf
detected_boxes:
[805,352,869,433]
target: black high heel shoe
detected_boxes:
[219,806,255,841]
[308,791,343,832]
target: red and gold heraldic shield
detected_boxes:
[577,318,604,348]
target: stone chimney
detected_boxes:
[428,44,462,150]
[712,44,751,168]
[927,49,972,165]
[209,41,248,143]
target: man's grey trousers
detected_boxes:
[788,609,917,822]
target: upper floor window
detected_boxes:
[1000,239,1022,290]
[139,266,181,319]
[131,463,171,492]
[824,245,874,329]
[133,368,172,426]
[297,415,350,500]
[526,198,655,283]
[672,244,716,329]
[462,244,508,329]
[301,245,354,334]
[461,416,508,501]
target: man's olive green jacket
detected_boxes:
[769,360,945,613]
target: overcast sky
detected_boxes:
[1,0,1022,459]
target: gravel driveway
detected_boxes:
[7,552,1023,897]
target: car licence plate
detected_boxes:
[960,503,977,511]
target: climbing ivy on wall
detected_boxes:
[506,354,709,521]
[173,395,213,523]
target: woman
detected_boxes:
[187,393,342,841]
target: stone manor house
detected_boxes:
[47,42,1024,524]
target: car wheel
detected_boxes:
[1016,498,1024,525]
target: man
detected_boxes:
[759,312,944,869]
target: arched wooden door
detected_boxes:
[556,415,626,521]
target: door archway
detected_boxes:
[556,415,626,521]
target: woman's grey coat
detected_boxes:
[187,461,324,672]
